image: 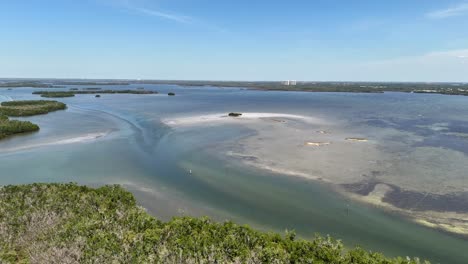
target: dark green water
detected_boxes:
[1,85,467,263]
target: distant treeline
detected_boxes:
[54,81,130,85]
[4,79,468,96]
[0,81,60,88]
[135,80,468,95]
[33,90,157,98]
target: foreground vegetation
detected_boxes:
[0,115,39,140]
[0,183,427,263]
[0,100,66,116]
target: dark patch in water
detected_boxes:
[240,156,258,162]
[413,134,468,155]
[364,117,468,154]
[342,179,468,213]
[342,180,380,196]
[383,186,468,213]
[448,122,468,134]
[364,119,397,128]
[363,117,439,137]
[341,171,382,195]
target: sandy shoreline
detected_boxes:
[162,112,326,127]
[0,132,109,152]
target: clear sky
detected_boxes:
[1,0,468,81]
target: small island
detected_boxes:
[33,89,158,97]
[228,112,242,117]
[168,92,176,96]
[0,100,66,116]
[83,87,102,90]
[0,114,39,140]
[0,100,67,140]
[36,91,76,98]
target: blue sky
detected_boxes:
[1,0,468,81]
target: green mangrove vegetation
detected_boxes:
[0,115,39,140]
[4,78,468,96]
[83,87,102,90]
[134,80,468,95]
[0,183,428,264]
[33,90,157,97]
[0,100,66,117]
[36,91,76,98]
[0,81,57,88]
[53,81,130,85]
[229,112,242,117]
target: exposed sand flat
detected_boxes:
[162,112,326,127]
[235,129,381,184]
[346,138,369,142]
[164,110,468,236]
[305,142,331,146]
[166,112,376,185]
[0,132,109,152]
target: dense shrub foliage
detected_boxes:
[0,114,39,139]
[0,100,66,116]
[0,183,428,263]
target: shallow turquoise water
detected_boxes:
[1,85,468,263]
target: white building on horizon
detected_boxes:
[283,80,297,86]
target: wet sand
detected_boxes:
[164,112,468,236]
[0,132,110,152]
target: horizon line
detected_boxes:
[0,77,467,84]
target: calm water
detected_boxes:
[1,85,468,263]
